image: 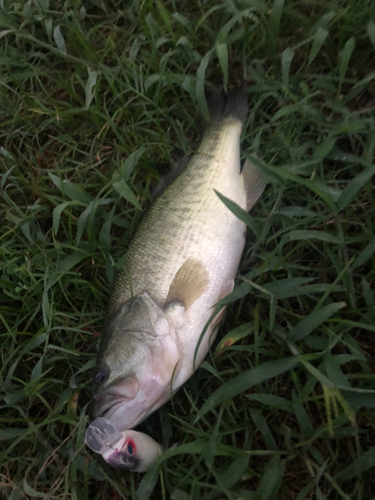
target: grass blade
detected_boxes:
[255,454,284,500]
[337,165,375,211]
[53,25,66,54]
[268,0,285,60]
[288,302,346,342]
[215,190,261,238]
[335,447,375,483]
[368,22,375,47]
[309,27,329,65]
[196,51,212,121]
[85,69,98,108]
[49,173,92,204]
[338,36,355,94]
[112,172,142,210]
[216,42,229,90]
[281,48,294,87]
[194,356,299,422]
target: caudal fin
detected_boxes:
[207,90,249,125]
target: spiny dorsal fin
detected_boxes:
[165,258,209,309]
[152,156,190,201]
[241,157,266,211]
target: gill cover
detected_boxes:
[91,292,180,430]
[93,292,171,396]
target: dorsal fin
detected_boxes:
[152,156,190,201]
[165,258,209,309]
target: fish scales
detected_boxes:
[110,119,245,312]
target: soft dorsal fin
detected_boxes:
[165,258,209,309]
[241,157,266,211]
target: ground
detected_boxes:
[1,0,375,499]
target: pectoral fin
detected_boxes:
[241,157,266,211]
[165,258,209,309]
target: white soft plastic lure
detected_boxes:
[85,417,162,472]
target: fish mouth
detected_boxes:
[92,392,154,430]
[91,378,170,432]
[91,375,140,421]
[92,390,129,421]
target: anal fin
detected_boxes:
[165,258,209,309]
[242,157,266,211]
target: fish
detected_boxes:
[85,90,265,471]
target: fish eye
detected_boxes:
[94,365,109,385]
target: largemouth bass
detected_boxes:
[85,91,265,470]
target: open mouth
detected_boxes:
[92,376,170,432]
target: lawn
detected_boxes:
[1,0,375,498]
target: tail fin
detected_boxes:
[207,90,249,124]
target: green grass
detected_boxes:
[1,0,375,498]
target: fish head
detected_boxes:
[90,292,180,431]
[85,417,162,472]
